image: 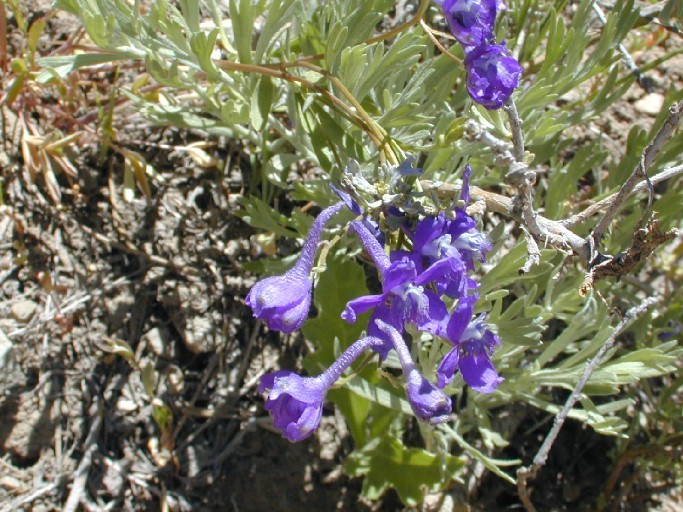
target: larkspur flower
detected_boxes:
[375,320,452,424]
[435,0,498,47]
[411,166,491,296]
[464,42,522,109]
[342,220,451,357]
[259,335,382,442]
[437,295,503,393]
[245,202,343,333]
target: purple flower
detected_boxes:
[437,296,503,393]
[464,42,522,109]
[258,370,326,442]
[411,167,491,296]
[246,202,343,333]
[259,335,382,442]
[435,0,498,47]
[375,320,452,424]
[342,221,450,357]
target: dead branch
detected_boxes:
[63,396,104,512]
[589,99,683,255]
[516,297,660,512]
[581,219,679,296]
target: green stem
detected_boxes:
[213,58,396,160]
[296,61,398,166]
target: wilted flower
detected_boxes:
[375,320,452,424]
[245,202,343,333]
[259,335,383,441]
[435,0,498,46]
[464,42,522,109]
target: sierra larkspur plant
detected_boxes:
[250,162,503,441]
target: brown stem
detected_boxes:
[295,60,398,165]
[213,59,370,136]
[590,99,683,252]
[366,0,431,45]
[419,19,462,65]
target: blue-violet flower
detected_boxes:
[375,320,452,424]
[464,42,522,109]
[342,221,451,357]
[259,335,382,441]
[246,202,344,333]
[437,295,503,393]
[410,167,491,296]
[435,0,498,47]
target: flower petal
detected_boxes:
[459,353,503,393]
[437,347,460,388]
[342,294,384,323]
[446,294,477,344]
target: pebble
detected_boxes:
[10,300,38,323]
[165,365,185,395]
[181,316,214,354]
[0,329,15,374]
[634,93,664,115]
[142,326,175,359]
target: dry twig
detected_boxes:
[516,297,660,512]
[589,99,683,259]
[63,395,104,512]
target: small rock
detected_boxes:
[634,93,664,115]
[0,329,24,391]
[181,316,215,354]
[165,365,185,395]
[0,392,56,461]
[10,300,38,323]
[142,326,175,359]
[0,329,14,371]
[0,475,27,492]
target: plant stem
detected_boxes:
[296,60,398,165]
[366,0,432,45]
[516,297,659,512]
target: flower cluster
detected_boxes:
[247,164,502,442]
[434,0,522,109]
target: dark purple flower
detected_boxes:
[342,221,450,357]
[458,314,503,393]
[246,202,343,333]
[258,370,326,442]
[437,296,503,393]
[464,42,522,109]
[375,320,452,424]
[259,335,382,442]
[410,168,491,296]
[435,0,498,47]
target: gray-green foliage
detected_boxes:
[47,0,682,505]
